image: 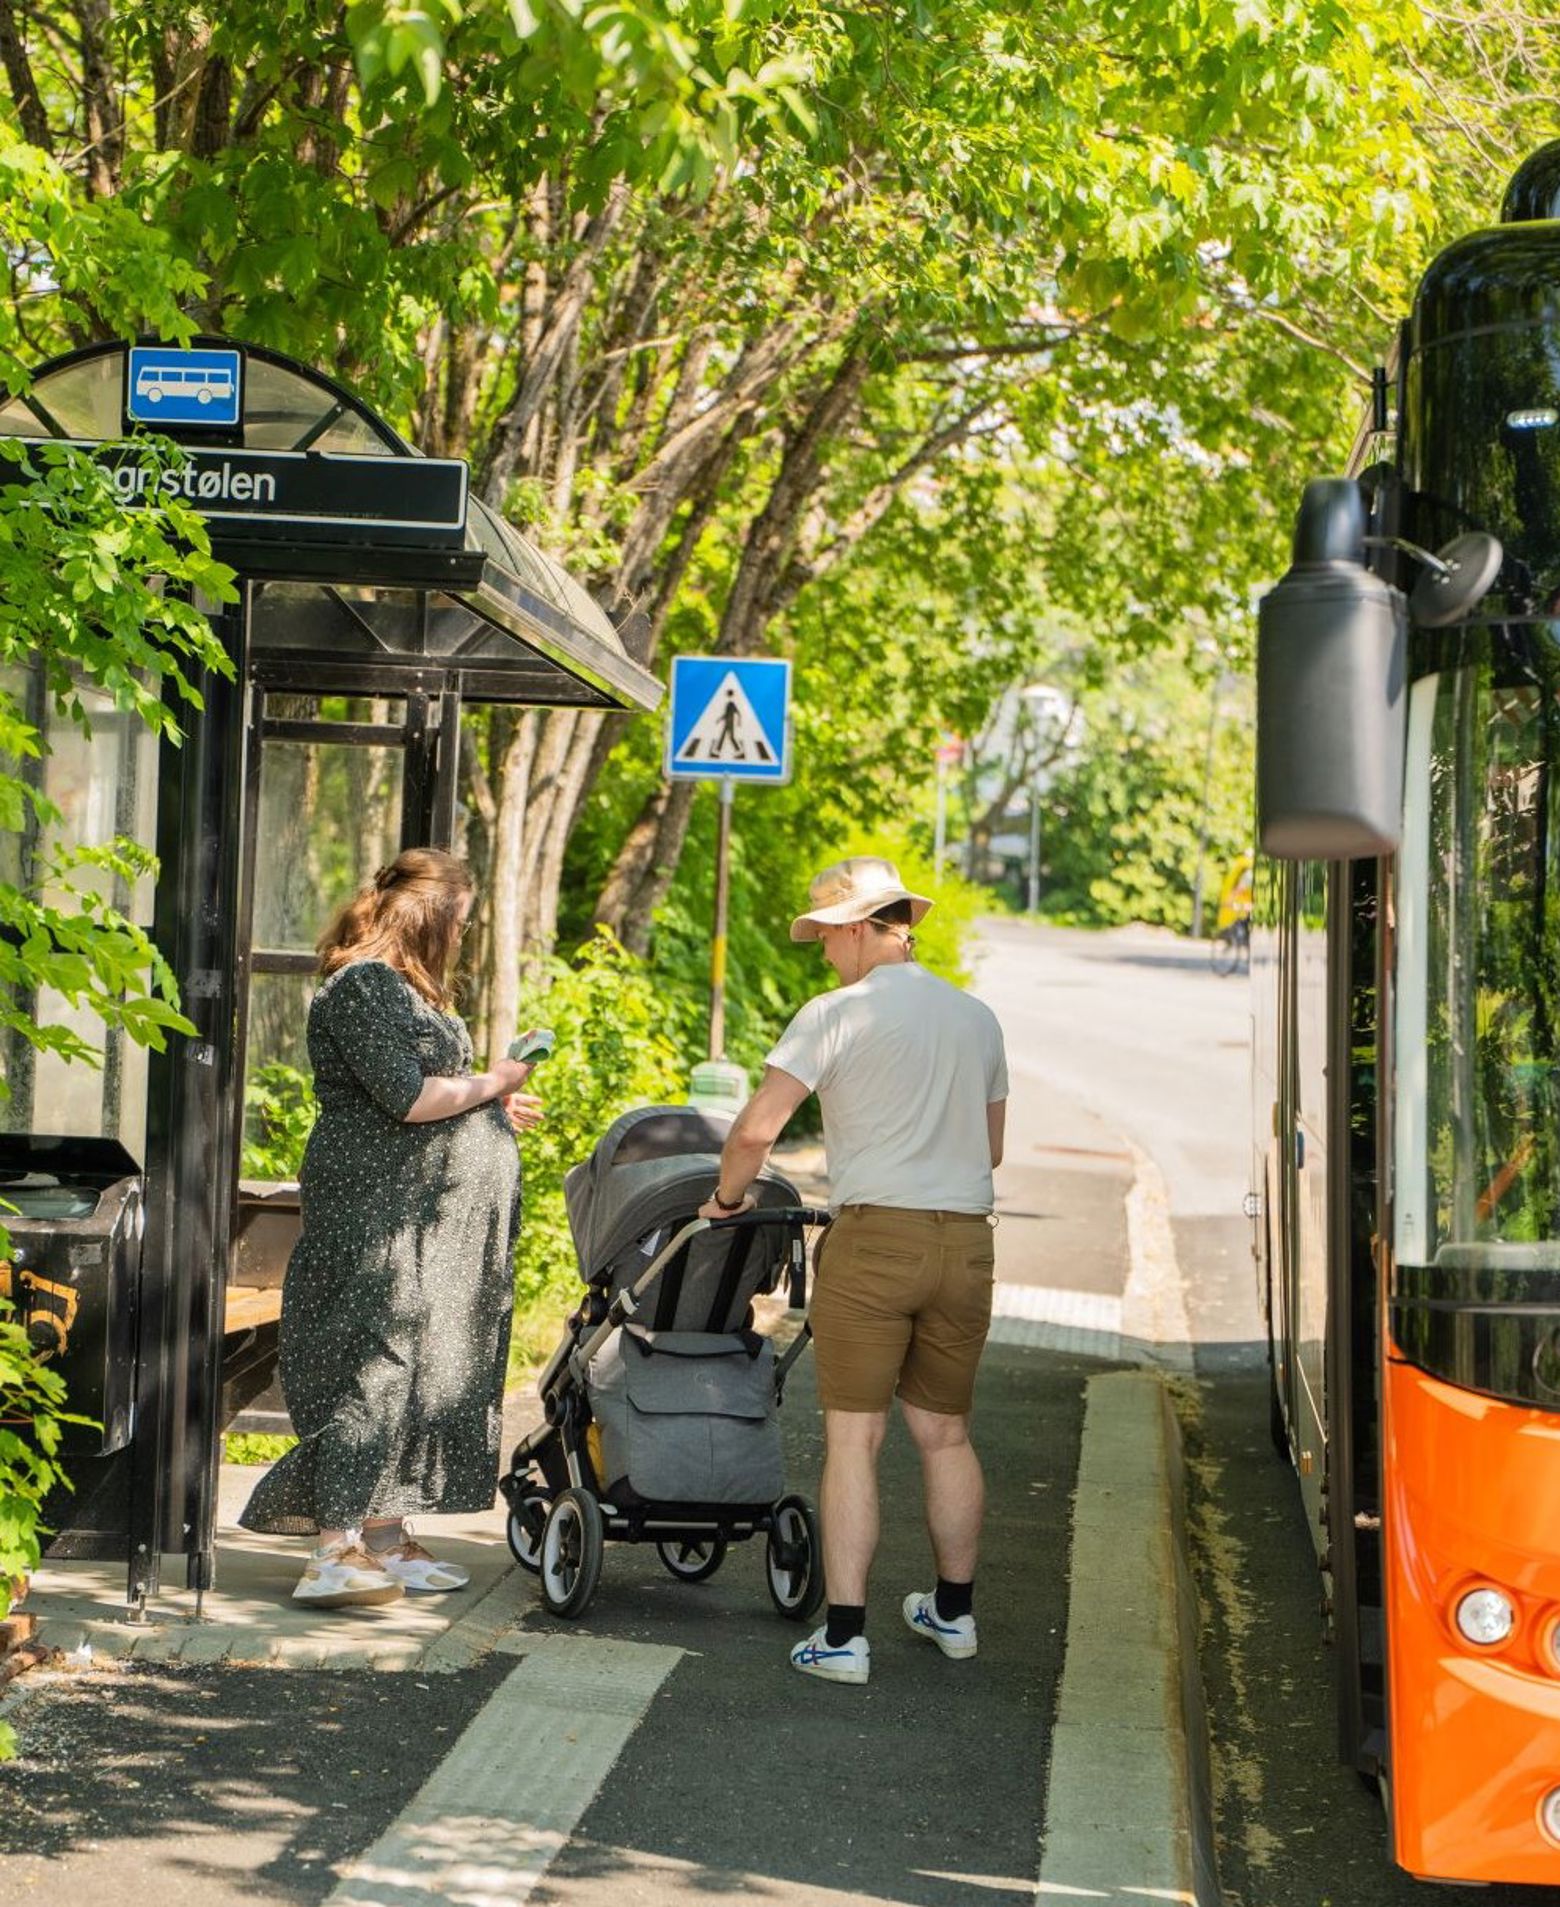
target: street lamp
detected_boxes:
[1190,670,1236,940]
[1019,683,1071,915]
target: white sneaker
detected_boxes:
[377,1537,470,1593]
[902,1590,977,1659]
[790,1626,870,1684]
[292,1542,405,1608]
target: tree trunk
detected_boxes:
[481,709,538,1062]
[593,778,698,955]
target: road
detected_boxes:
[6,918,1534,1907]
[972,919,1530,1907]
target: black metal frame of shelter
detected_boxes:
[0,337,660,1614]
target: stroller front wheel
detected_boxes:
[506,1486,549,1575]
[766,1493,825,1622]
[656,1535,728,1583]
[539,1486,604,1619]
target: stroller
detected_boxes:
[499,1104,829,1622]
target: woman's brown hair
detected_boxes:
[317,848,474,1009]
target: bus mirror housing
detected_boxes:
[1257,477,1407,860]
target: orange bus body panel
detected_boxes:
[1383,1352,1560,1883]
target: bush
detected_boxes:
[241,1063,317,1180]
[0,1294,90,1759]
[223,1433,297,1466]
[511,929,685,1363]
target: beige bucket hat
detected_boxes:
[789,856,933,943]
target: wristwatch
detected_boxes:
[711,1186,747,1212]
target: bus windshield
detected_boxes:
[1395,651,1560,1266]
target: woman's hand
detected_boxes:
[493,1056,533,1095]
[503,1092,544,1134]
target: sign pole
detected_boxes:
[934,754,948,880]
[709,777,735,1061]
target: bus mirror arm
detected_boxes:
[1361,531,1504,627]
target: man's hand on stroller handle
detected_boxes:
[697,1189,756,1220]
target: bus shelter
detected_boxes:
[0,339,661,1614]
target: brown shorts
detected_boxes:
[809,1204,997,1416]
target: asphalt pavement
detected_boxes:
[6,916,1475,1907]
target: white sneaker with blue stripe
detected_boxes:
[789,1625,870,1684]
[902,1590,977,1659]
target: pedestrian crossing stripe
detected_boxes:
[666,655,792,784]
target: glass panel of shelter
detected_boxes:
[239,688,450,1177]
[0,659,160,1164]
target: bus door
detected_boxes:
[1269,859,1330,1540]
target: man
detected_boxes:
[697,856,1008,1686]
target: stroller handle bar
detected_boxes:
[708,1204,831,1230]
[564,1207,829,1386]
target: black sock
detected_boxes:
[824,1603,866,1647]
[934,1577,973,1622]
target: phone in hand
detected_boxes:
[508,1028,556,1066]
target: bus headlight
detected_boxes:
[1455,1586,1515,1646]
[1540,1787,1560,1846]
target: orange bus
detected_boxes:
[1255,142,1560,1886]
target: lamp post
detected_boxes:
[1019,683,1070,916]
[1190,670,1235,940]
[934,734,962,881]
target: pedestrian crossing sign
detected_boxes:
[666,656,792,784]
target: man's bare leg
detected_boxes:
[820,1408,889,1602]
[901,1399,983,1580]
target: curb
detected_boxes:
[1037,1368,1220,1905]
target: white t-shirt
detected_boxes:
[765,961,1008,1214]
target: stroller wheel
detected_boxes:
[655,1535,728,1583]
[506,1487,549,1575]
[539,1486,604,1619]
[766,1493,825,1622]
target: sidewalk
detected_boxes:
[1,1095,1212,1907]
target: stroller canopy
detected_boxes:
[564,1105,799,1285]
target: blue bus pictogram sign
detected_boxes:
[126,346,243,429]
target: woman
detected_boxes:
[239,848,542,1609]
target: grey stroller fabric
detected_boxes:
[565,1105,798,1292]
[590,1326,785,1505]
[567,1106,800,1506]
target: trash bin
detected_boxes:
[688,1059,750,1116]
[0,1134,143,1455]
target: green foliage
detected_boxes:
[241,1064,319,1181]
[0,440,238,1093]
[0,445,237,1701]
[1038,657,1254,931]
[224,1432,297,1467]
[0,1293,91,1759]
[512,930,684,1339]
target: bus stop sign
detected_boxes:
[127,344,244,428]
[667,655,792,784]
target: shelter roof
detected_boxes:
[0,339,660,712]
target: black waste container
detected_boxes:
[0,1134,143,1455]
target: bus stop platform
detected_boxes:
[0,1049,1218,1907]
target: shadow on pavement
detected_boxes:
[525,1344,1111,1907]
[0,1657,512,1906]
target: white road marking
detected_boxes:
[324,1634,683,1907]
[989,1281,1124,1358]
